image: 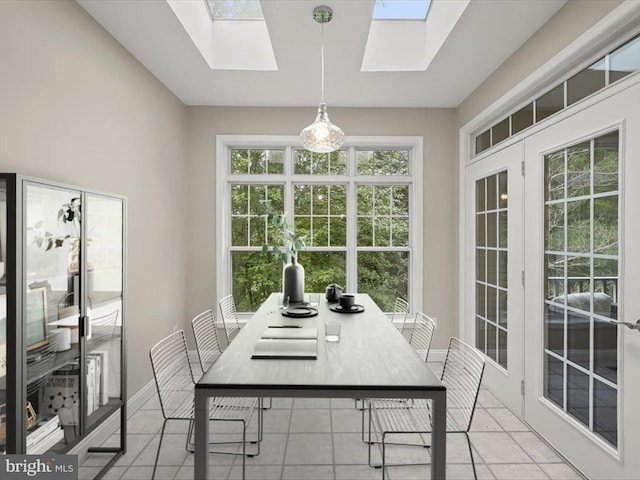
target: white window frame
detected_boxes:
[216,135,423,318]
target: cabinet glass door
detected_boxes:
[85,193,124,429]
[25,183,83,452]
[0,178,7,454]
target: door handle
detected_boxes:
[607,319,640,331]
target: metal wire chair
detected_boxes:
[149,330,260,480]
[218,295,241,345]
[361,313,437,441]
[391,297,409,334]
[367,337,485,480]
[191,309,224,374]
[191,309,271,413]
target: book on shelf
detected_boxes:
[42,364,79,426]
[26,414,63,454]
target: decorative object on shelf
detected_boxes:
[25,402,37,430]
[299,5,344,153]
[260,200,307,304]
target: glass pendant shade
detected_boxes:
[300,102,344,153]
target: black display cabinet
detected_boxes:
[0,174,126,479]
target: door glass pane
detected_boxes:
[25,184,82,451]
[593,379,617,447]
[545,354,564,408]
[85,194,124,429]
[567,365,590,426]
[475,170,508,369]
[543,132,619,448]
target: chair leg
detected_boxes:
[381,432,387,480]
[242,420,246,480]
[153,420,168,480]
[464,431,478,480]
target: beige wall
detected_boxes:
[0,1,188,396]
[186,107,458,349]
[456,0,623,128]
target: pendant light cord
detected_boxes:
[320,20,325,103]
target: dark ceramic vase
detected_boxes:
[283,256,305,303]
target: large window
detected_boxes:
[217,136,423,314]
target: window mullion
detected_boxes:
[347,146,358,293]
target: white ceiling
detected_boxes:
[77,0,567,108]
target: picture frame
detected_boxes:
[26,286,48,351]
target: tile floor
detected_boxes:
[79,363,585,480]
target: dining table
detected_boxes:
[194,293,447,479]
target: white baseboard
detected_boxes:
[426,349,447,363]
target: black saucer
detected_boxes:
[282,306,319,318]
[329,304,365,314]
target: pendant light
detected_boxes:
[300,6,344,154]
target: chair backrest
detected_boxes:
[219,295,240,344]
[191,309,223,373]
[149,330,195,419]
[409,312,437,362]
[441,337,485,432]
[391,297,409,332]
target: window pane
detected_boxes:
[609,34,640,83]
[491,118,510,145]
[536,84,564,122]
[475,129,491,154]
[567,58,606,106]
[232,251,282,312]
[294,185,347,247]
[231,184,284,247]
[357,251,409,311]
[357,185,409,247]
[231,149,284,175]
[298,251,346,294]
[357,150,409,175]
[511,103,534,135]
[294,150,347,175]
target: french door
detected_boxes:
[523,79,640,478]
[464,142,524,415]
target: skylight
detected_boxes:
[207,0,264,20]
[372,0,432,20]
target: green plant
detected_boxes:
[259,199,306,263]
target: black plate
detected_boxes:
[329,304,365,314]
[281,306,319,318]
